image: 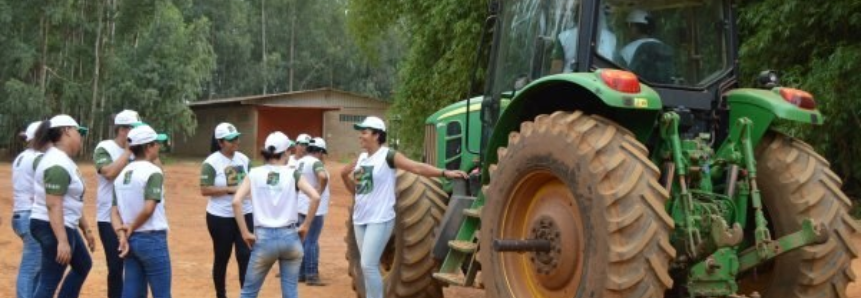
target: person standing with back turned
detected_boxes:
[232,131,321,298]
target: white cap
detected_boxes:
[264,132,291,154]
[353,116,386,132]
[128,125,168,146]
[296,133,312,145]
[114,110,141,126]
[50,114,88,136]
[627,9,650,24]
[23,121,41,142]
[310,137,327,151]
[214,123,241,140]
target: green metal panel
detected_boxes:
[482,70,663,183]
[717,88,824,157]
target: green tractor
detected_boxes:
[343,0,860,297]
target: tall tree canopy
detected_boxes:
[0,0,396,154]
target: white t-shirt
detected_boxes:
[12,149,43,212]
[114,161,168,232]
[94,140,125,222]
[31,147,87,228]
[201,152,252,217]
[297,155,330,216]
[247,164,300,228]
[352,147,397,225]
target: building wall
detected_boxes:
[323,107,388,160]
[174,104,257,157]
[256,106,325,154]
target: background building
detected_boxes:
[174,88,390,159]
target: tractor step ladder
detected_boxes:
[433,194,485,287]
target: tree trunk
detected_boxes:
[289,3,295,92]
[87,0,105,155]
[40,15,48,97]
[261,0,267,95]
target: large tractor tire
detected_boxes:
[345,169,448,298]
[739,131,860,298]
[480,111,676,298]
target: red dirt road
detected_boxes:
[0,160,858,297]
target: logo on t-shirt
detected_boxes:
[354,165,374,195]
[224,165,246,186]
[266,171,280,186]
[123,171,134,185]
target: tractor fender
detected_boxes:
[482,72,663,184]
[723,88,824,148]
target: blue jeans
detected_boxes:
[123,231,171,298]
[30,219,92,298]
[12,211,41,298]
[353,220,395,298]
[99,222,125,298]
[298,214,325,278]
[240,227,303,298]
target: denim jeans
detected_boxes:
[298,214,325,278]
[123,231,171,298]
[12,211,41,298]
[240,227,303,298]
[353,220,395,298]
[30,219,92,298]
[98,222,125,298]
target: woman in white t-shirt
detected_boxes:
[111,124,171,298]
[11,121,44,298]
[29,115,96,298]
[296,137,330,285]
[200,122,253,298]
[232,131,321,298]
[340,117,467,298]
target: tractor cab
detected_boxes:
[491,0,736,109]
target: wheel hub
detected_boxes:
[529,216,563,275]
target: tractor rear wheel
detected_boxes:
[738,131,860,298]
[345,169,448,298]
[480,111,676,298]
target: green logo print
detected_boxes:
[266,171,280,186]
[354,165,374,195]
[225,165,246,186]
[123,170,134,185]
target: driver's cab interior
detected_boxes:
[494,0,730,93]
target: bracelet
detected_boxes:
[440,169,446,178]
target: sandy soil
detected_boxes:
[0,160,858,297]
[0,160,483,298]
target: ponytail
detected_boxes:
[260,145,284,161]
[209,134,220,153]
[32,120,55,151]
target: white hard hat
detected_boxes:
[627,9,650,24]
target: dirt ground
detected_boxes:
[0,160,859,298]
[0,160,483,298]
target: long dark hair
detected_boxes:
[260,145,284,161]
[33,120,62,151]
[210,134,220,153]
[131,142,157,158]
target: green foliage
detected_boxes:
[347,0,488,158]
[739,0,861,197]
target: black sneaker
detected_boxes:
[298,275,305,283]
